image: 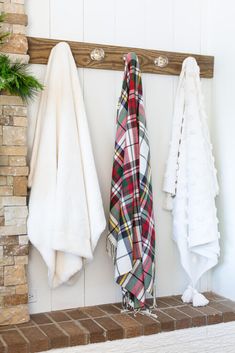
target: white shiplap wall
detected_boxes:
[207,0,235,301]
[25,0,213,313]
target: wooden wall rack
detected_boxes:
[27,37,214,78]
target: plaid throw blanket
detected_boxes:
[107,52,156,309]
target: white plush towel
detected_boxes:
[28,42,106,288]
[163,57,220,306]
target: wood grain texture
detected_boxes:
[27,37,214,78]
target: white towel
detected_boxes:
[163,57,220,306]
[28,42,106,288]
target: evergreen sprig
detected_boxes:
[0,55,43,101]
[0,12,10,44]
[0,12,5,22]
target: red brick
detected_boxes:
[158,296,182,307]
[59,321,88,346]
[153,310,175,331]
[221,300,235,311]
[20,327,49,352]
[154,300,170,308]
[98,304,120,315]
[31,314,52,325]
[65,309,89,320]
[129,313,160,335]
[0,337,6,353]
[112,302,123,309]
[46,311,70,323]
[162,308,191,329]
[195,306,222,325]
[208,301,235,322]
[203,292,225,301]
[112,314,142,338]
[1,330,28,353]
[95,317,124,341]
[80,306,106,318]
[39,324,69,349]
[79,319,106,343]
[179,306,206,327]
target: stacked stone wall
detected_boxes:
[0,0,29,325]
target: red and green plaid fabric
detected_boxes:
[107,52,156,309]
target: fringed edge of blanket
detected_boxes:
[106,234,117,261]
[121,291,158,319]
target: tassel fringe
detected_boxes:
[192,291,209,307]
[181,285,194,303]
[106,234,117,260]
[181,285,209,307]
[121,291,158,319]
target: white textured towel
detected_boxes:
[28,42,106,288]
[163,57,220,306]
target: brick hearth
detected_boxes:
[0,292,235,353]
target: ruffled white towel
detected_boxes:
[28,42,106,288]
[163,57,220,306]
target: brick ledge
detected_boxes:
[0,292,234,353]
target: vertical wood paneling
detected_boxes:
[50,0,84,41]
[28,247,51,313]
[200,0,210,55]
[26,0,213,312]
[146,0,173,50]
[25,0,50,38]
[172,0,202,53]
[208,0,235,300]
[114,0,147,48]
[27,64,53,313]
[51,271,85,311]
[83,0,115,45]
[82,0,118,305]
[82,69,118,305]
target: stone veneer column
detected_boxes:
[0,0,29,325]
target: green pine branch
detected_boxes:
[0,12,10,44]
[0,12,5,23]
[0,32,9,44]
[0,13,43,101]
[0,55,44,101]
